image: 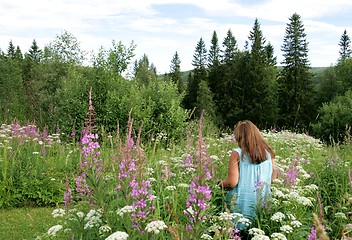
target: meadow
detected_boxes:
[0,117,351,240]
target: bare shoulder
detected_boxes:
[231,149,239,158]
[230,150,240,162]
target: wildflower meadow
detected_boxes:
[0,105,351,239]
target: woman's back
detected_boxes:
[226,147,273,229]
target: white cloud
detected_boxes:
[1,0,351,72]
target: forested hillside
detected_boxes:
[1,13,352,143]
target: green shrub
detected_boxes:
[312,90,352,143]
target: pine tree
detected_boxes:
[338,30,351,62]
[278,13,315,129]
[169,51,184,93]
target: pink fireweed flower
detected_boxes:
[184,111,213,230]
[284,156,300,187]
[114,120,155,233]
[308,227,317,240]
[64,176,73,208]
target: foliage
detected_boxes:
[105,78,188,143]
[45,30,86,65]
[108,40,136,75]
[312,90,352,143]
[0,56,27,122]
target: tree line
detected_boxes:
[1,13,352,142]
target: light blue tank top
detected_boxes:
[225,148,272,229]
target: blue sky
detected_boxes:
[1,0,352,74]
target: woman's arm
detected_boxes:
[271,152,277,180]
[220,150,240,189]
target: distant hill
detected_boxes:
[162,66,329,85]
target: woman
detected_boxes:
[220,120,276,230]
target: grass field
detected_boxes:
[0,207,56,240]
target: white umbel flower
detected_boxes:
[271,212,286,222]
[280,225,293,233]
[116,205,134,216]
[105,231,129,240]
[252,234,270,240]
[271,232,287,240]
[145,220,167,234]
[52,208,65,218]
[291,220,302,228]
[200,233,213,240]
[47,225,63,236]
[248,227,265,236]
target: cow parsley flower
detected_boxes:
[280,225,293,233]
[271,212,286,222]
[116,205,134,216]
[99,225,112,235]
[200,233,213,240]
[291,220,302,228]
[52,208,65,218]
[218,212,241,222]
[296,196,313,206]
[145,220,167,234]
[249,228,265,236]
[251,234,270,240]
[335,212,347,219]
[105,231,129,240]
[84,209,103,229]
[271,232,287,240]
[47,225,63,236]
[165,185,177,191]
[238,217,251,226]
[178,183,190,188]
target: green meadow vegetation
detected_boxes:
[0,116,351,239]
[1,12,352,240]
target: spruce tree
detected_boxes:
[219,29,242,127]
[243,19,278,127]
[134,54,157,85]
[207,31,222,125]
[7,40,15,58]
[243,18,268,126]
[196,80,217,123]
[23,40,43,121]
[184,38,207,116]
[207,31,221,93]
[169,51,184,93]
[338,30,351,62]
[278,13,315,129]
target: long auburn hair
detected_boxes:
[234,120,274,164]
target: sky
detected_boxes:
[1,0,352,74]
